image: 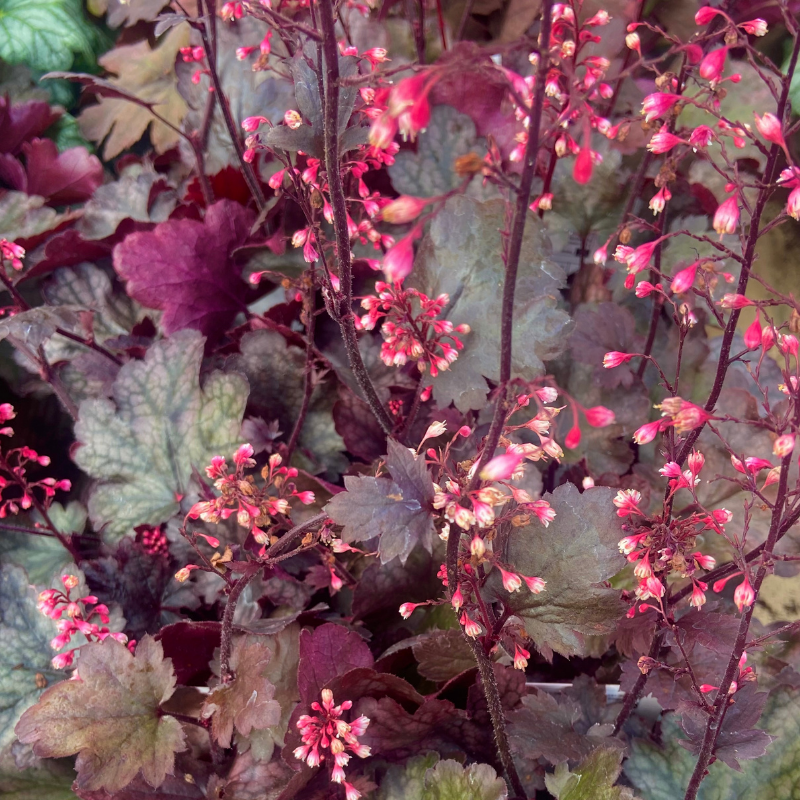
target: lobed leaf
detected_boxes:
[15,636,186,793]
[74,329,249,540]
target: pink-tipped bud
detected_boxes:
[564,425,581,449]
[523,575,546,593]
[734,576,755,612]
[633,419,662,445]
[381,195,428,224]
[480,452,523,481]
[573,146,593,184]
[583,405,615,427]
[787,186,800,220]
[603,351,635,368]
[670,261,699,294]
[713,194,740,236]
[399,602,418,619]
[382,232,417,284]
[774,434,796,457]
[513,644,530,670]
[699,47,728,82]
[470,535,486,558]
[241,116,267,132]
[451,585,464,611]
[743,313,762,350]
[642,93,681,122]
[740,18,768,36]
[754,112,785,147]
[460,612,482,638]
[499,567,522,593]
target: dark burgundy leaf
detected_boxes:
[325,438,435,564]
[297,623,374,704]
[113,199,255,341]
[611,609,658,658]
[674,609,741,656]
[0,152,26,190]
[22,138,104,205]
[25,229,111,279]
[155,621,222,685]
[0,96,61,155]
[332,386,386,462]
[678,683,775,770]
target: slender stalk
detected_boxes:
[197,0,266,212]
[317,0,395,436]
[285,286,316,463]
[455,0,476,42]
[468,0,553,484]
[218,564,261,682]
[612,627,665,733]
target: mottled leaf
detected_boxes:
[73,329,249,540]
[0,565,64,752]
[75,25,190,159]
[113,200,254,340]
[545,747,636,800]
[625,686,800,799]
[202,638,281,748]
[325,438,435,564]
[421,759,507,800]
[297,623,373,704]
[0,191,71,243]
[492,484,624,658]
[388,105,487,198]
[216,751,294,800]
[233,329,347,479]
[375,751,441,800]
[0,743,75,800]
[79,164,177,240]
[413,196,571,411]
[15,636,186,793]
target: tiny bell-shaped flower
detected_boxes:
[787,186,800,220]
[603,351,635,368]
[480,452,523,481]
[734,576,755,612]
[460,612,482,638]
[633,419,662,445]
[513,644,530,670]
[642,93,681,122]
[399,602,419,619]
[523,575,546,593]
[670,261,699,294]
[743,313,762,350]
[773,434,795,457]
[699,47,728,82]
[713,194,740,236]
[583,405,615,427]
[382,231,418,283]
[470,535,486,558]
[381,195,429,224]
[754,112,785,147]
[499,567,522,593]
[451,585,464,611]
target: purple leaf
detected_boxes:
[324,438,435,563]
[297,623,373,704]
[113,200,254,341]
[21,139,104,205]
[0,96,60,155]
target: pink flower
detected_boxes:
[626,240,659,273]
[647,128,686,154]
[241,116,267,132]
[670,261,699,294]
[690,582,707,608]
[399,602,418,619]
[480,452,523,481]
[695,6,721,24]
[369,112,398,149]
[743,313,762,350]
[451,585,464,611]
[382,230,419,283]
[636,280,657,297]
[754,112,785,147]
[613,489,643,517]
[774,434,796,457]
[688,450,705,475]
[689,125,715,148]
[713,194,740,235]
[603,351,635,368]
[734,576,755,612]
[584,406,615,427]
[633,419,662,445]
[740,19,768,36]
[175,565,200,582]
[642,93,681,122]
[573,146,594,184]
[523,575,546,593]
[787,186,800,220]
[699,47,728,82]
[513,644,530,670]
[564,425,581,449]
[233,443,255,466]
[530,500,556,526]
[693,552,716,570]
[499,567,522,593]
[381,195,428,224]
[719,293,754,309]
[284,109,302,129]
[649,187,671,215]
[460,612,482,638]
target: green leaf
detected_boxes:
[625,685,800,800]
[413,196,571,411]
[0,744,76,800]
[0,0,106,72]
[16,636,186,793]
[0,502,83,584]
[376,752,441,800]
[45,112,92,152]
[74,329,249,541]
[491,484,624,659]
[202,638,281,749]
[388,105,487,198]
[0,564,64,752]
[422,759,507,800]
[545,747,637,800]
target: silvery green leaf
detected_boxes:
[0,306,83,350]
[389,105,487,198]
[413,196,571,411]
[0,192,67,242]
[0,564,64,752]
[74,329,249,540]
[421,759,507,800]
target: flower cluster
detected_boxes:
[37,575,128,669]
[357,282,469,375]
[294,689,371,800]
[0,404,71,517]
[1,238,24,271]
[187,445,315,548]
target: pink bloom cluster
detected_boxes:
[1,238,25,271]
[357,282,469,375]
[187,446,314,552]
[0,404,70,517]
[294,689,371,800]
[38,575,128,669]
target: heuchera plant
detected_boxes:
[2,0,800,798]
